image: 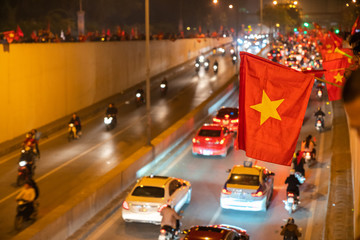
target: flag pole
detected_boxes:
[315,77,343,88]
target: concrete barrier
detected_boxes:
[13,75,238,240]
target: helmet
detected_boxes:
[290,169,295,175]
[287,217,295,224]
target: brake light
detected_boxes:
[222,188,232,195]
[158,204,167,212]
[251,191,263,197]
[230,119,238,123]
[288,192,294,197]
[122,201,129,210]
[160,229,166,234]
[225,114,229,119]
[213,117,221,123]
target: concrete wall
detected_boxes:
[12,77,238,240]
[0,38,231,143]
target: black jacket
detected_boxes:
[285,175,301,194]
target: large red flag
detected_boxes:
[238,52,314,166]
[351,16,360,35]
[3,30,15,43]
[323,57,351,101]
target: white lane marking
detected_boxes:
[0,115,144,205]
[86,206,124,240]
[304,132,325,239]
[209,207,222,225]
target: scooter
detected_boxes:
[135,90,145,106]
[68,123,77,141]
[303,150,316,167]
[213,63,218,74]
[17,160,33,187]
[104,114,116,131]
[158,226,179,240]
[315,116,324,132]
[283,192,299,214]
[14,199,39,230]
[317,88,323,99]
[160,82,168,96]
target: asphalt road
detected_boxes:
[0,45,242,239]
[85,82,334,240]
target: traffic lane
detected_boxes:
[85,85,331,240]
[0,48,235,198]
[0,52,238,238]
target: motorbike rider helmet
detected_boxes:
[290,169,295,175]
[287,217,295,224]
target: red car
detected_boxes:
[192,124,233,157]
[212,107,239,132]
[183,224,249,240]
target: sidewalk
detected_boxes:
[325,100,354,239]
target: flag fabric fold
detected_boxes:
[238,52,314,166]
[323,57,351,101]
[351,16,360,35]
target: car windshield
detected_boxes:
[132,186,164,198]
[228,174,260,186]
[198,129,221,137]
[217,109,238,118]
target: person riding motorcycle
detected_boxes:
[30,129,41,158]
[293,151,305,177]
[106,103,118,124]
[314,107,325,127]
[280,217,302,240]
[69,113,82,138]
[160,205,182,237]
[136,89,145,103]
[160,78,168,94]
[16,182,36,219]
[21,146,36,177]
[285,169,301,199]
[301,134,316,159]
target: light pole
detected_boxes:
[260,0,263,33]
[145,0,152,146]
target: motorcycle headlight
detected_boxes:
[104,117,112,124]
[136,93,141,98]
[19,161,27,167]
[160,84,166,88]
[69,123,74,127]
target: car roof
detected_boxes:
[185,225,248,239]
[200,124,223,130]
[231,165,263,175]
[137,175,172,187]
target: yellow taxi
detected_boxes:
[220,161,275,212]
[122,175,191,224]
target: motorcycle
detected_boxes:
[204,60,210,72]
[232,54,237,65]
[104,114,116,131]
[195,62,200,73]
[213,63,218,74]
[68,123,77,141]
[317,88,323,99]
[283,192,299,214]
[160,82,168,96]
[158,225,179,240]
[315,116,324,132]
[14,199,39,230]
[303,150,316,167]
[17,160,33,187]
[136,90,145,106]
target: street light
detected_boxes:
[213,0,218,4]
[229,4,234,9]
[273,1,278,5]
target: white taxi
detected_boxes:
[122,175,191,224]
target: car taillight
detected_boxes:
[225,114,229,119]
[251,191,263,197]
[122,201,129,210]
[158,204,167,212]
[222,188,232,195]
[213,118,221,123]
[230,119,238,123]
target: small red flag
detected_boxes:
[329,31,343,48]
[323,57,351,101]
[106,28,111,37]
[351,16,360,35]
[238,52,314,166]
[16,25,24,37]
[3,30,15,43]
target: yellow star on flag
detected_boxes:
[334,73,343,83]
[250,90,284,125]
[326,44,332,49]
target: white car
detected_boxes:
[122,175,191,224]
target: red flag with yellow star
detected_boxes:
[323,57,351,101]
[238,52,314,166]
